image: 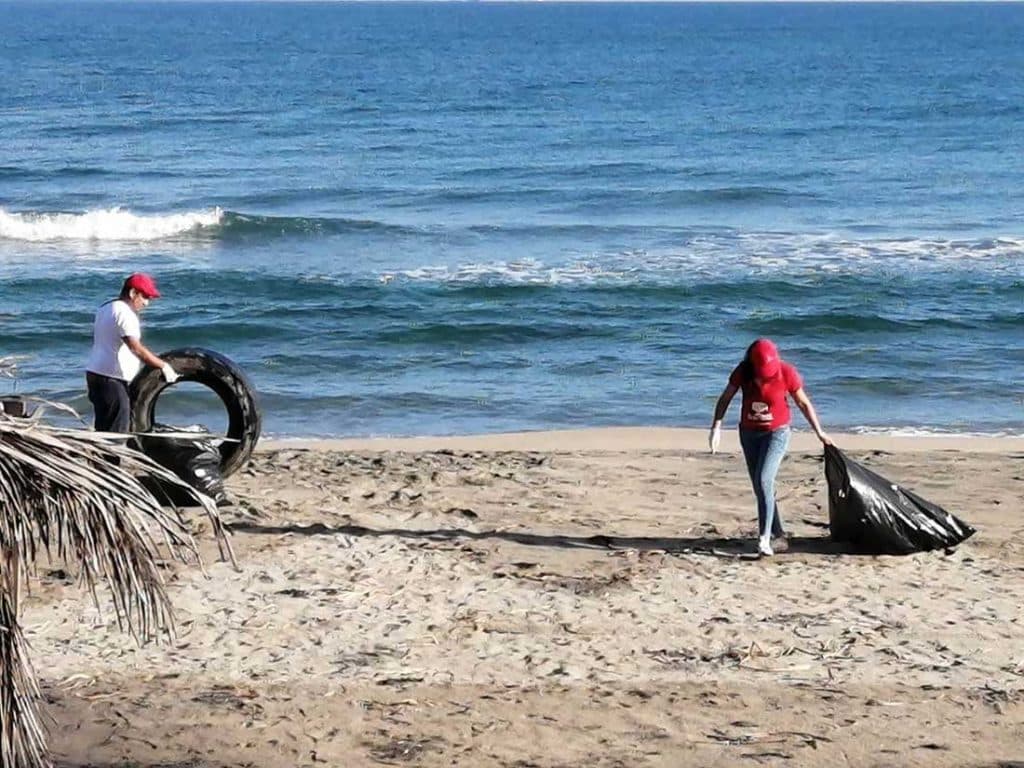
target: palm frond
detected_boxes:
[0,357,25,380]
[0,415,237,768]
[1,417,236,582]
[1,552,47,768]
[17,397,84,424]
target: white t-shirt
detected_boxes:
[86,300,143,381]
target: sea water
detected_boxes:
[1,1,1021,437]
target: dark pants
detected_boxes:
[86,372,131,433]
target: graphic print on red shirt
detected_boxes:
[729,361,803,431]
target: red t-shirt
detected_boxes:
[729,361,803,431]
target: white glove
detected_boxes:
[709,422,722,454]
[161,363,180,384]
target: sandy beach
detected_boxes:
[22,428,1024,767]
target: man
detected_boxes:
[85,273,179,433]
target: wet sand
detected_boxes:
[21,428,1024,767]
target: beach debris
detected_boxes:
[276,586,343,598]
[375,672,426,687]
[445,507,479,520]
[701,725,830,756]
[492,568,632,597]
[969,684,1023,714]
[364,732,442,764]
[192,685,263,718]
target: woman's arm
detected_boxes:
[711,383,739,427]
[792,387,831,445]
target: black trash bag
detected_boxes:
[824,444,974,554]
[136,423,228,507]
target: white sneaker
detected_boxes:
[758,538,774,557]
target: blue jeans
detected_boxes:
[739,426,790,539]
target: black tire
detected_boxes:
[130,348,262,479]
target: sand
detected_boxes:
[20,428,1024,767]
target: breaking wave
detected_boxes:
[0,207,224,242]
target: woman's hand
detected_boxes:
[709,422,722,454]
[816,430,833,446]
[709,385,738,454]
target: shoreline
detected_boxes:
[263,425,1024,455]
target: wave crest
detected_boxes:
[0,207,223,242]
[378,233,1024,287]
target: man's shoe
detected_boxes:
[758,538,774,557]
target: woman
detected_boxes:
[709,338,830,557]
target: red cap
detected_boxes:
[750,338,781,379]
[124,273,161,299]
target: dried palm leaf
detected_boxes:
[1,552,47,768]
[0,415,236,768]
[0,357,25,380]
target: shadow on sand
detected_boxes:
[227,520,859,558]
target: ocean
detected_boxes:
[1,1,1022,438]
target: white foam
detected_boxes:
[381,257,631,286]
[686,231,1024,273]
[850,425,1024,439]
[0,207,223,242]
[378,232,1024,286]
